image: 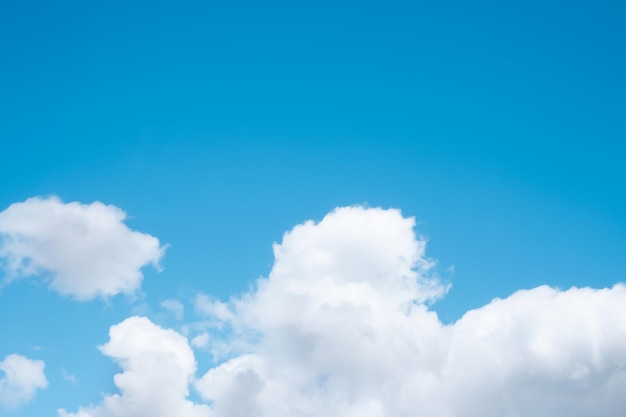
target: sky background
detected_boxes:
[1,0,625,416]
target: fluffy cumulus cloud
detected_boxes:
[61,207,626,416]
[0,196,166,300]
[58,316,211,417]
[0,354,48,408]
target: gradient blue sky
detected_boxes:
[1,0,625,415]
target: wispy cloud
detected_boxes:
[161,299,185,321]
[60,368,77,385]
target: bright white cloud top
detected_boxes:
[0,354,48,409]
[59,206,626,417]
[58,317,211,417]
[0,196,166,300]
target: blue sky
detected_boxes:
[1,1,625,416]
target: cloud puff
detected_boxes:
[0,196,166,300]
[62,206,626,416]
[58,316,211,417]
[0,354,48,408]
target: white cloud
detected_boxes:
[161,299,185,320]
[58,316,211,417]
[191,333,210,349]
[440,285,626,416]
[0,354,48,408]
[61,206,626,416]
[195,294,233,324]
[0,196,166,300]
[194,206,626,416]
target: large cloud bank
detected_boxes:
[0,354,48,408]
[61,207,626,416]
[0,196,165,300]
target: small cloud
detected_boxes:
[194,294,232,323]
[161,299,185,321]
[0,354,48,409]
[0,196,166,301]
[57,316,211,417]
[190,333,210,349]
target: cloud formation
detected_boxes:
[0,196,166,300]
[0,354,48,408]
[61,206,626,416]
[58,316,211,417]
